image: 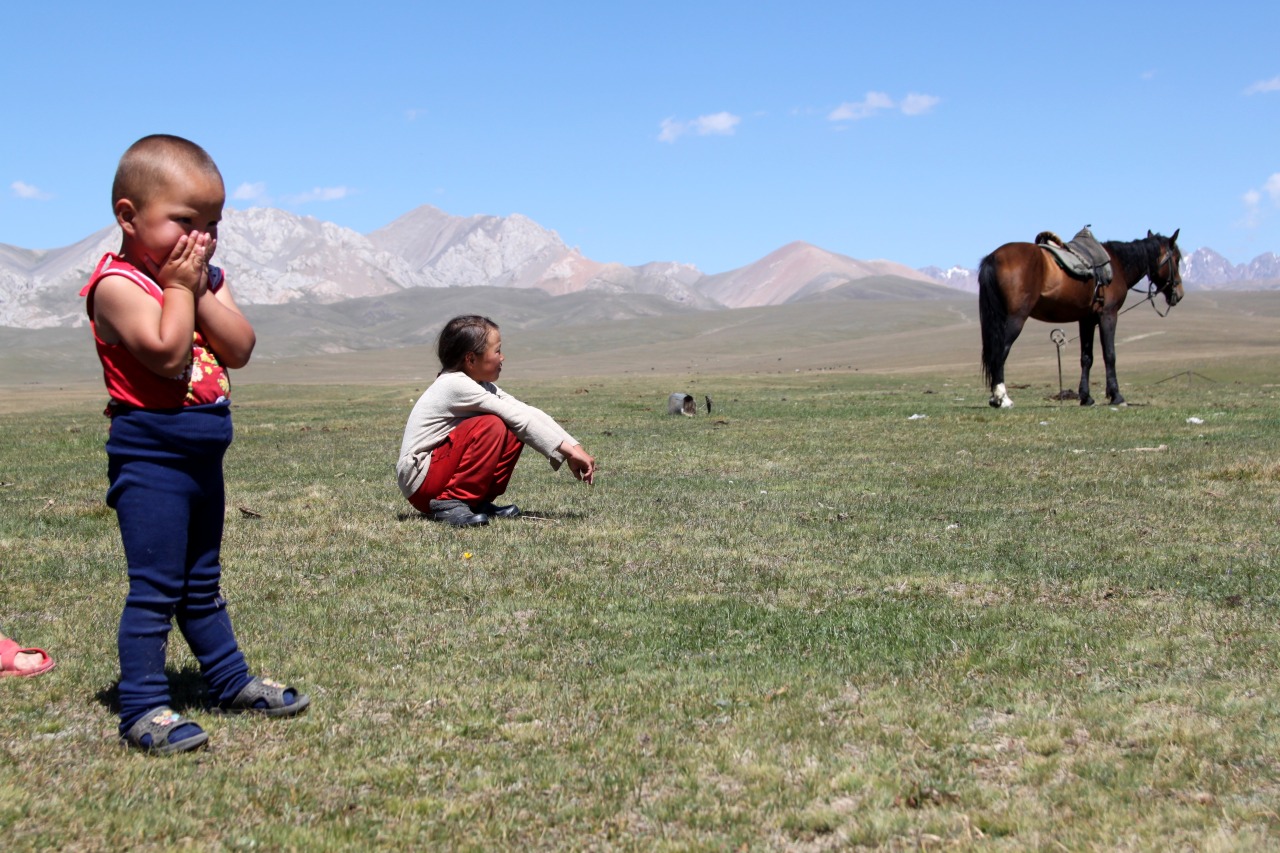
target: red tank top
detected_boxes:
[80,253,232,411]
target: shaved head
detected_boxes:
[111,134,223,209]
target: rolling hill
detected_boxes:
[8,287,1279,404]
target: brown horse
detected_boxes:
[978,230,1183,408]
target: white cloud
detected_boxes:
[658,117,685,143]
[900,92,941,116]
[1240,174,1280,228]
[659,111,742,143]
[404,108,426,121]
[233,181,268,202]
[694,111,741,135]
[829,91,940,122]
[1241,189,1262,227]
[11,180,52,200]
[288,186,353,203]
[1265,173,1280,202]
[1244,76,1280,95]
[828,92,894,121]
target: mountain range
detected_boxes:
[2,205,1277,329]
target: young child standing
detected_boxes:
[82,134,309,754]
[397,315,596,526]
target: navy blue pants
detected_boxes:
[106,404,252,733]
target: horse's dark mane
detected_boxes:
[1103,234,1166,283]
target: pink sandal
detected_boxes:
[0,638,56,678]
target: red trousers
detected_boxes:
[409,415,524,512]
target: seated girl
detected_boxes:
[396,315,596,526]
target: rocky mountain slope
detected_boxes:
[697,242,944,307]
[2,205,1276,329]
[918,265,980,294]
[368,206,712,306]
[1179,247,1280,287]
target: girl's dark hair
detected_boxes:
[437,315,499,373]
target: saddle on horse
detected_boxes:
[1035,226,1113,310]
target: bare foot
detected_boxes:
[1,636,55,677]
[12,650,44,673]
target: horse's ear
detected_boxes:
[1170,228,1180,243]
[1148,230,1154,238]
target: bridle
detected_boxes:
[1133,239,1181,318]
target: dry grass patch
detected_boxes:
[3,373,1280,849]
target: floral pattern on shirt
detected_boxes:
[186,333,231,405]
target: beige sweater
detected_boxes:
[396,371,577,499]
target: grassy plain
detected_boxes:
[2,295,1280,849]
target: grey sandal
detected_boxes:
[122,707,209,754]
[220,676,311,718]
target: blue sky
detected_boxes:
[2,1,1277,273]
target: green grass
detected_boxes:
[3,370,1279,850]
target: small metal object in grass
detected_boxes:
[667,392,696,416]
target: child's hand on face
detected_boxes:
[145,231,210,296]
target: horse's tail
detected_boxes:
[978,251,1006,389]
